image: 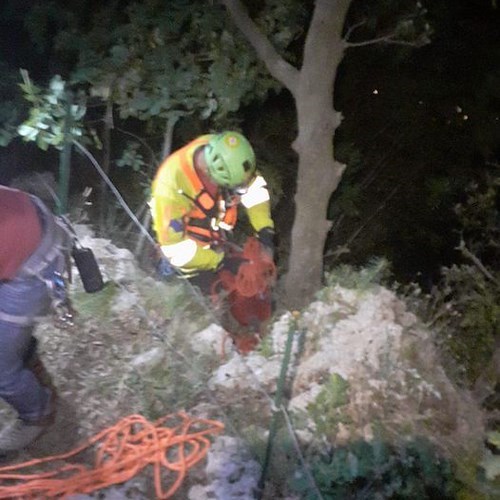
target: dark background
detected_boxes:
[0,0,499,288]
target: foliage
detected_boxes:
[422,264,500,384]
[14,0,301,223]
[53,0,295,124]
[126,347,212,420]
[480,432,500,481]
[0,105,19,147]
[454,174,500,265]
[16,70,89,151]
[308,373,351,439]
[72,281,119,320]
[320,257,392,297]
[290,437,456,499]
[116,141,146,172]
[256,332,274,358]
[0,62,24,146]
[415,175,500,385]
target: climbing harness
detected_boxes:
[0,194,77,328]
[176,144,238,244]
[47,271,75,328]
[17,196,73,280]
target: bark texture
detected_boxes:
[223,0,352,308]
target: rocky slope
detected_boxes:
[0,227,487,499]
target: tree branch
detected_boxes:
[115,127,159,168]
[344,9,430,48]
[457,238,500,286]
[220,0,299,95]
[346,34,428,48]
[344,19,367,41]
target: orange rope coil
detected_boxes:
[0,412,224,499]
[211,237,276,354]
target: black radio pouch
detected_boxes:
[72,244,104,293]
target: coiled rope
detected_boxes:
[64,141,321,497]
[0,413,224,499]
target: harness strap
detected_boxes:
[16,197,73,279]
[176,139,238,243]
[185,225,220,244]
[180,189,216,218]
[179,141,206,193]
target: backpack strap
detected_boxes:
[16,196,74,279]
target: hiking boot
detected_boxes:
[0,390,56,452]
[0,415,53,452]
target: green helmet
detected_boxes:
[204,131,256,188]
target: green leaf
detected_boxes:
[49,75,65,96]
[0,128,15,146]
[36,133,49,150]
[480,453,500,481]
[18,124,37,137]
[486,431,500,449]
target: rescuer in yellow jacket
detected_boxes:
[150,131,275,290]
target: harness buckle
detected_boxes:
[48,271,75,328]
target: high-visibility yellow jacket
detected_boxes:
[150,135,274,273]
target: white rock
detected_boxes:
[130,347,164,368]
[190,323,231,356]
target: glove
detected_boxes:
[156,256,176,279]
[256,227,275,257]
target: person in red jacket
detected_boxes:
[0,185,71,454]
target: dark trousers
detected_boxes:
[0,261,58,422]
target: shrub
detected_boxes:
[290,437,456,499]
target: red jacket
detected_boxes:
[0,186,42,280]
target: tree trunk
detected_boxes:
[282,2,350,308]
[223,0,352,308]
[283,120,345,308]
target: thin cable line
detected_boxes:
[73,138,319,497]
[73,139,155,244]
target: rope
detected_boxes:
[70,142,322,497]
[212,238,276,299]
[73,140,156,245]
[73,139,230,321]
[0,413,224,499]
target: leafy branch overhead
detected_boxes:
[17,70,90,151]
[67,1,291,123]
